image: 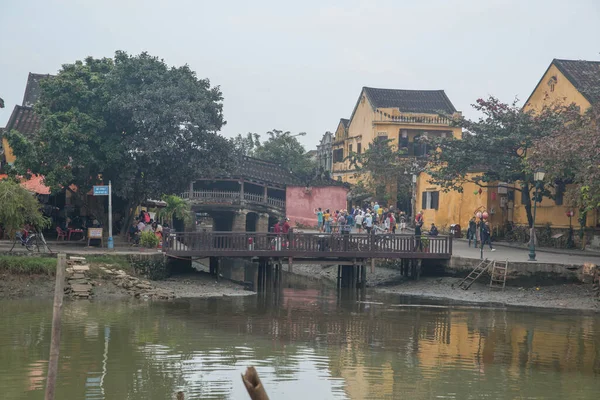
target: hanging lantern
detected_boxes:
[478,188,483,194]
[473,190,479,195]
[491,192,497,201]
[566,210,574,217]
[482,211,489,219]
[476,212,482,219]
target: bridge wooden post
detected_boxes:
[209,257,218,276]
[337,265,341,289]
[361,263,367,288]
[288,257,293,273]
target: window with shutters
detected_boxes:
[348,144,353,154]
[421,191,439,210]
[357,143,362,154]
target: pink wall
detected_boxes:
[286,186,349,227]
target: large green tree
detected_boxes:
[235,129,317,184]
[426,97,578,227]
[6,51,235,231]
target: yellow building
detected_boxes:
[520,58,600,228]
[332,86,461,194]
[418,59,600,232]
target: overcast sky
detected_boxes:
[1,0,599,149]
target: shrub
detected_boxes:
[0,255,56,275]
[139,231,160,248]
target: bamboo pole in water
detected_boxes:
[241,367,270,400]
[44,253,66,400]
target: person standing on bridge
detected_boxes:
[414,211,424,251]
[315,208,324,232]
[364,213,373,234]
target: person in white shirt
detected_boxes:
[355,212,364,233]
[364,213,373,234]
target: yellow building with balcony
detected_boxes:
[332,87,465,222]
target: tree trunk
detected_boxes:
[120,198,136,238]
[521,182,534,228]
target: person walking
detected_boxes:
[481,220,495,251]
[467,217,477,247]
[324,209,331,233]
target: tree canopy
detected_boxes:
[426,97,579,227]
[6,51,235,227]
[233,129,317,184]
[0,179,50,235]
[529,101,600,224]
[348,137,415,206]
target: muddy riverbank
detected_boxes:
[290,264,600,312]
[0,268,252,300]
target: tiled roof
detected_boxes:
[553,59,600,104]
[235,156,299,187]
[363,87,457,114]
[5,105,41,135]
[22,73,52,107]
[340,118,350,128]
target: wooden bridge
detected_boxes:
[164,231,453,261]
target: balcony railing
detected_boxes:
[376,112,453,125]
[180,190,285,210]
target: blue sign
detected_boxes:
[93,186,109,196]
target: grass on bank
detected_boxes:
[0,255,56,275]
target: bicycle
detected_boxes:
[10,229,50,252]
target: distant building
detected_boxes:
[1,73,51,166]
[316,130,334,173]
[305,149,318,163]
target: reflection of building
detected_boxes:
[316,130,334,173]
[331,87,460,188]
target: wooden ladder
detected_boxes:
[458,259,492,290]
[489,260,509,290]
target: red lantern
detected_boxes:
[566,210,574,217]
[478,188,482,194]
[491,192,497,201]
[482,211,489,219]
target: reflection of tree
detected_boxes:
[3,295,600,399]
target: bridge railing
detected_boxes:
[179,190,286,210]
[165,231,452,257]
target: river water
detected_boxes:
[2,275,600,400]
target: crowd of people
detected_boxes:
[127,210,168,246]
[314,202,413,235]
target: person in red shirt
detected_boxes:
[273,221,282,234]
[282,218,290,234]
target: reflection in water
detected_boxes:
[0,275,599,399]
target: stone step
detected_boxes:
[72,265,90,272]
[70,283,92,293]
[69,256,86,261]
[69,273,86,280]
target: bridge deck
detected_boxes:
[165,232,452,260]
